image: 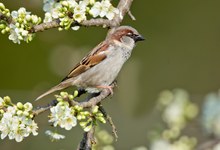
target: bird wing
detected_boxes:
[35,42,109,101]
[62,41,109,81]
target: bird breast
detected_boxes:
[75,44,133,92]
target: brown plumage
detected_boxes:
[35,26,144,101]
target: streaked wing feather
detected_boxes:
[62,42,109,81]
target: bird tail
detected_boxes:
[35,81,71,101]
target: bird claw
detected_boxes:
[96,85,114,95]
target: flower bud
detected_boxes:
[17,102,23,109]
[79,121,87,128]
[82,111,90,116]
[84,123,92,132]
[92,106,99,114]
[61,1,69,7]
[68,94,74,100]
[73,90,78,97]
[97,116,106,123]
[0,24,5,29]
[17,110,23,116]
[29,114,34,118]
[0,109,4,114]
[23,110,29,116]
[0,3,5,9]
[60,92,68,98]
[24,102,33,111]
[74,105,83,111]
[4,96,11,104]
[1,29,6,34]
[5,27,10,32]
[77,114,83,120]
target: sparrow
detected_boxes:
[36,26,144,101]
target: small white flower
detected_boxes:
[51,3,62,18]
[26,120,38,136]
[0,103,38,142]
[73,12,86,23]
[49,102,77,130]
[45,130,65,141]
[89,0,118,20]
[71,26,80,30]
[25,14,31,21]
[99,0,111,17]
[11,11,18,19]
[44,12,53,23]
[23,102,33,112]
[163,101,184,128]
[67,0,78,8]
[88,0,95,5]
[43,0,56,12]
[105,6,119,20]
[89,1,102,18]
[18,7,27,15]
[151,139,172,150]
[31,15,39,24]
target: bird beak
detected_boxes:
[134,35,145,42]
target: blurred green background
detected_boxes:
[1,0,220,149]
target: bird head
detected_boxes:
[107,26,145,43]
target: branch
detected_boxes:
[31,0,133,32]
[77,126,95,150]
[33,100,58,116]
[196,139,220,150]
[33,85,113,116]
[29,19,60,33]
[98,104,118,140]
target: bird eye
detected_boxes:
[127,32,133,36]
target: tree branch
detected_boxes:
[33,83,115,150]
[77,126,95,150]
[196,139,220,150]
[31,0,133,32]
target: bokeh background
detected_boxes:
[1,0,220,149]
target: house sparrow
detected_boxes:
[36,26,144,101]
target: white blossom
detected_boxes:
[49,102,77,130]
[8,24,30,44]
[105,5,119,20]
[73,2,87,22]
[43,12,53,23]
[0,103,38,142]
[8,24,21,44]
[67,0,78,8]
[8,7,41,44]
[43,0,56,12]
[89,1,102,18]
[23,102,33,112]
[71,26,80,30]
[151,139,172,150]
[45,130,65,141]
[89,0,119,20]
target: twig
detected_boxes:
[75,89,111,108]
[128,10,136,21]
[77,126,96,150]
[29,19,60,33]
[196,139,220,150]
[33,100,58,116]
[98,104,118,141]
